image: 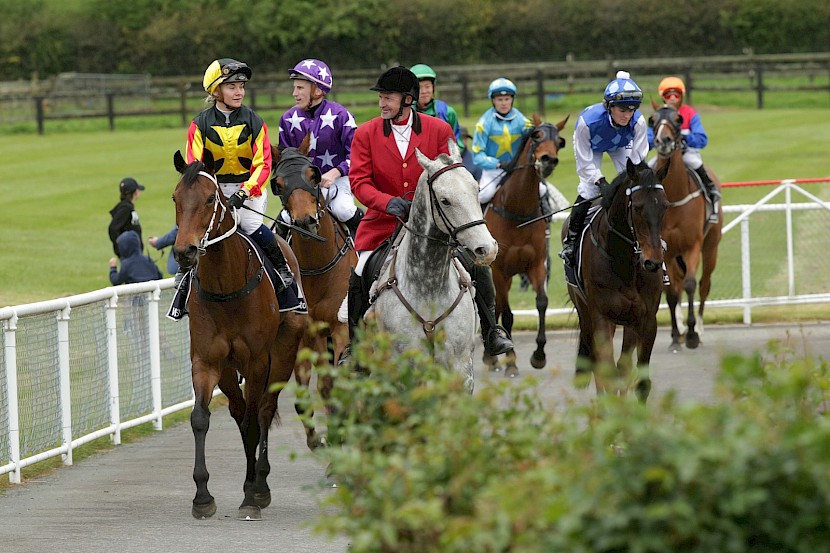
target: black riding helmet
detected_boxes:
[370,66,420,106]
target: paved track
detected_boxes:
[1,323,828,553]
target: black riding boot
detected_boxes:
[694,166,720,222]
[344,207,364,239]
[338,269,368,368]
[470,264,514,356]
[559,196,590,268]
[274,212,291,241]
[260,238,294,293]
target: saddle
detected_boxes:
[687,168,717,226]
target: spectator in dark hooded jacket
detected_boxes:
[109,230,162,285]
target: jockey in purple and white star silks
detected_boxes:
[278,59,363,237]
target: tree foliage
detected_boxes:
[0,0,827,79]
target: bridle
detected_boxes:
[594,182,664,262]
[402,162,487,248]
[195,170,239,254]
[506,122,561,177]
[650,106,683,158]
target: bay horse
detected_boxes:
[484,113,570,377]
[649,102,723,352]
[171,150,306,520]
[561,159,669,401]
[271,145,357,449]
[369,140,498,392]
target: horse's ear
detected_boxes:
[626,158,637,180]
[650,97,660,111]
[299,133,311,156]
[447,138,461,162]
[676,114,684,126]
[555,114,569,131]
[271,144,281,167]
[415,147,431,170]
[173,150,186,174]
[533,113,541,127]
[307,165,322,185]
[558,137,566,149]
[202,150,215,174]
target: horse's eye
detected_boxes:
[441,198,451,206]
[171,194,176,203]
[208,194,216,205]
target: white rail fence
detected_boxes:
[2,179,829,483]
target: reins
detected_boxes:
[197,171,239,252]
[592,183,664,260]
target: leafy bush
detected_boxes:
[305,335,830,552]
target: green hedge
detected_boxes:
[299,334,830,552]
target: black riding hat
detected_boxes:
[370,66,419,101]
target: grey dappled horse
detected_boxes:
[368,140,498,391]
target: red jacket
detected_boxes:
[350,111,454,251]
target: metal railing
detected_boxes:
[2,178,829,483]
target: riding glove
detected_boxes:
[228,189,248,210]
[386,197,412,220]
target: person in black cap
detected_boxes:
[109,177,145,257]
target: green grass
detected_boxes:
[1,107,828,310]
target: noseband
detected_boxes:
[275,154,325,226]
[651,108,683,156]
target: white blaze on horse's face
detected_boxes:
[415,141,499,265]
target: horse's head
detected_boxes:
[271,146,323,236]
[171,149,231,270]
[606,158,669,273]
[414,140,498,265]
[512,113,569,179]
[648,100,684,159]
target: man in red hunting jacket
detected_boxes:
[340,66,513,364]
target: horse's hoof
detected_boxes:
[237,505,262,521]
[668,342,682,353]
[530,354,546,369]
[192,499,217,519]
[325,463,339,488]
[505,366,519,378]
[686,334,700,349]
[254,491,271,508]
[636,379,652,403]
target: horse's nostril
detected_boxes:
[644,260,659,273]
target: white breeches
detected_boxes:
[219,183,266,234]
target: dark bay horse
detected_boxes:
[271,145,357,449]
[484,113,569,377]
[562,159,669,401]
[649,102,723,352]
[171,150,306,520]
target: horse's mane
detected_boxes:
[600,160,656,211]
[181,159,207,186]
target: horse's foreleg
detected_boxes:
[293,332,322,451]
[634,317,658,402]
[666,264,684,353]
[591,319,616,396]
[683,275,700,349]
[191,366,219,519]
[697,229,721,339]
[618,328,638,397]
[530,269,548,370]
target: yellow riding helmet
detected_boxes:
[658,76,686,98]
[203,58,252,94]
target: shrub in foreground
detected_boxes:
[299,334,830,553]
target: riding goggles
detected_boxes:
[662,90,682,101]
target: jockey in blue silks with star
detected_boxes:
[472,77,560,220]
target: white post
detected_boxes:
[4,314,21,483]
[57,305,73,466]
[148,288,163,431]
[106,295,122,445]
[785,184,795,297]
[741,217,752,325]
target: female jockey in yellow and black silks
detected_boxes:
[186,58,293,291]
